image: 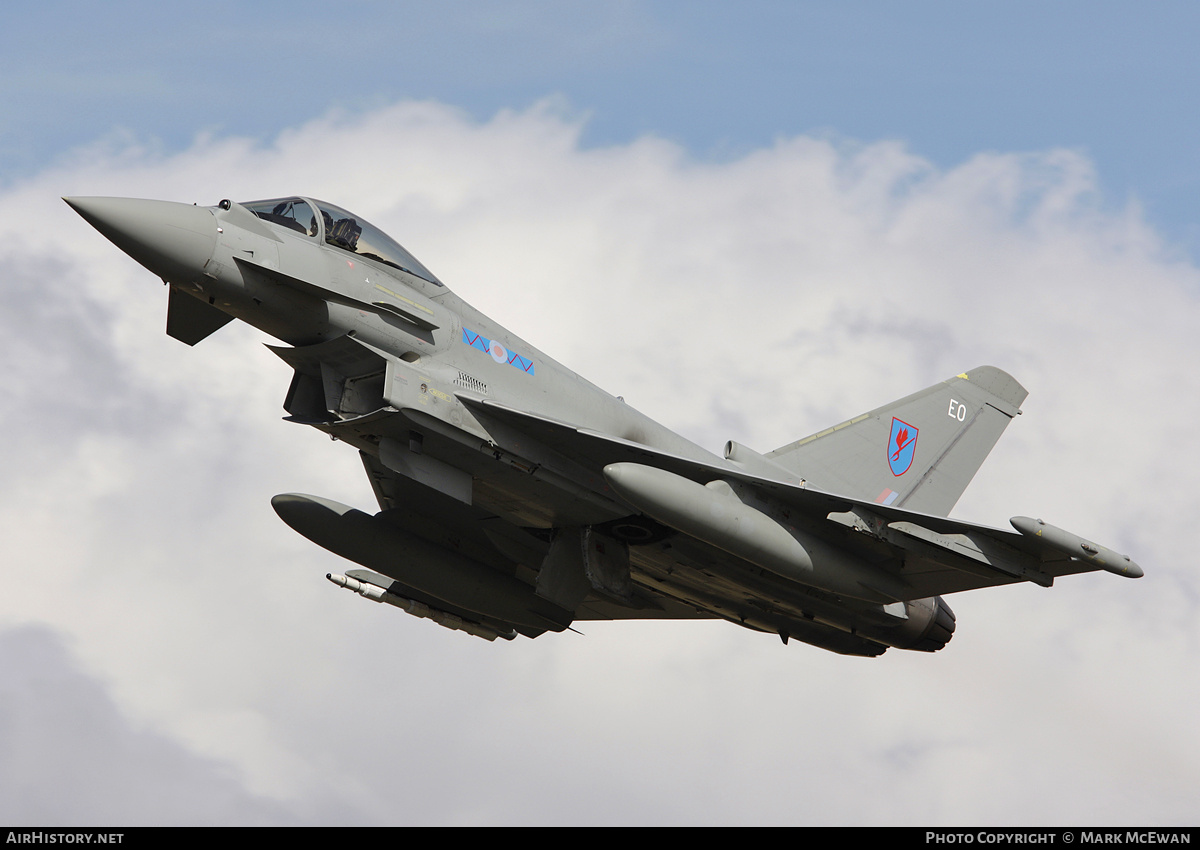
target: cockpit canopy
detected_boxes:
[239,197,442,286]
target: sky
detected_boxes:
[2,1,1198,827]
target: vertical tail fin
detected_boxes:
[765,366,1028,516]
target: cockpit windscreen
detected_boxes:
[315,200,442,285]
[240,197,442,286]
[242,198,318,237]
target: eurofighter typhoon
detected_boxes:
[66,195,1142,656]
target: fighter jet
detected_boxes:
[65,195,1142,656]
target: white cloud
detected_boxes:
[2,99,1196,825]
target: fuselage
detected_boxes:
[83,193,1124,655]
[206,197,717,464]
[65,194,726,534]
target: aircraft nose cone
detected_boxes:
[64,196,217,282]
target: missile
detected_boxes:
[1009,516,1143,578]
[326,572,516,641]
[602,462,907,602]
[272,493,574,631]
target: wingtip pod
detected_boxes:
[1010,516,1144,578]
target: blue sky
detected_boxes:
[3,2,1199,827]
[7,2,1200,248]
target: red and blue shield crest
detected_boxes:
[888,417,918,476]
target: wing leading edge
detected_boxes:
[458,367,1141,606]
[284,366,1140,655]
